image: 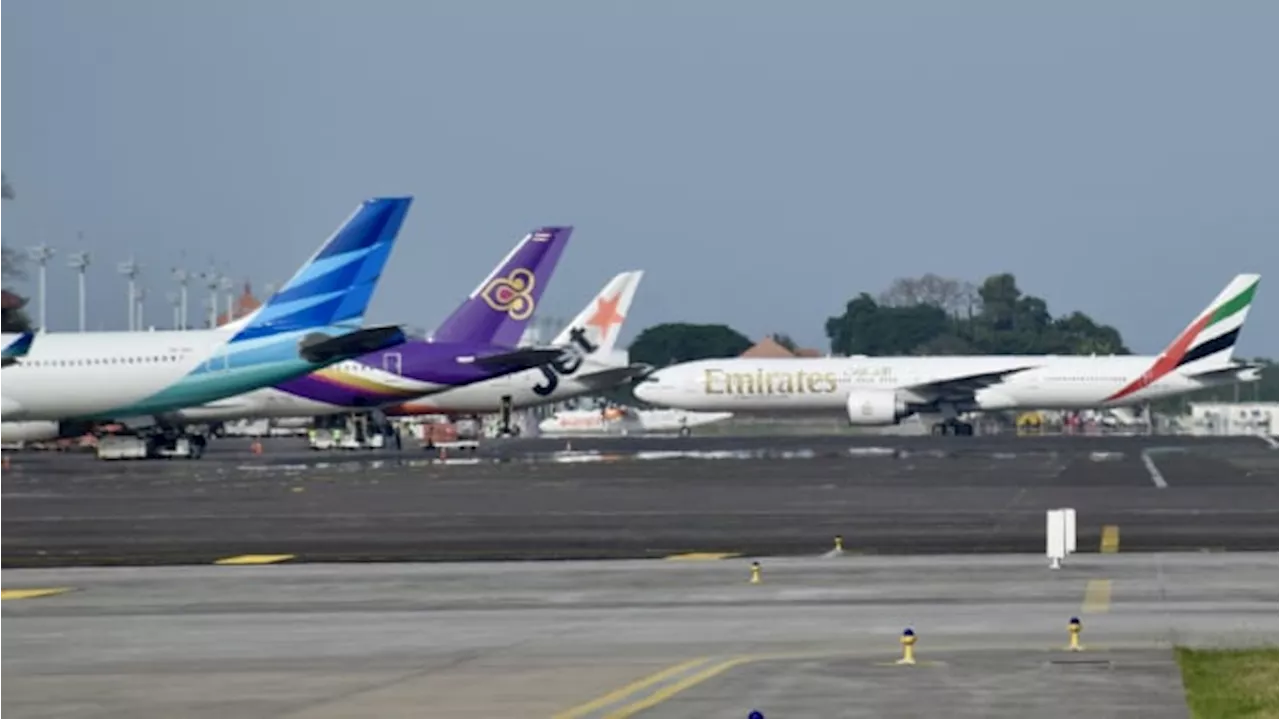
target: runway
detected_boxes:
[3,552,1276,718]
[3,434,1275,568]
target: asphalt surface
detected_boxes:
[5,552,1275,718]
[2,434,1275,567]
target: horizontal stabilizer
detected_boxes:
[907,365,1038,401]
[576,363,655,389]
[298,325,407,364]
[459,347,566,369]
[1186,361,1267,384]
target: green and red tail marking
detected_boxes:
[1106,274,1260,402]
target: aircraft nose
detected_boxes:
[633,381,658,403]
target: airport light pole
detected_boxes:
[67,250,91,332]
[201,270,219,328]
[167,291,181,330]
[118,259,140,331]
[171,268,190,330]
[220,276,236,324]
[26,244,55,331]
[134,285,147,330]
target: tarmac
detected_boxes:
[3,434,1275,717]
[2,434,1275,567]
[4,551,1276,718]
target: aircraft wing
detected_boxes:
[575,363,655,390]
[460,347,566,369]
[1,331,35,368]
[901,365,1038,402]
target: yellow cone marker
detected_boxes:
[749,561,761,584]
[1067,617,1083,652]
[897,628,917,665]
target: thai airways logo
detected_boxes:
[480,268,537,320]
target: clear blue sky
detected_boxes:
[4,0,1276,356]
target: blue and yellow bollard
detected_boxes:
[1067,617,1083,652]
[749,561,761,584]
[897,628,917,665]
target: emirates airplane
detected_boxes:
[634,274,1264,436]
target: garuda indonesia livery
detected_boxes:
[635,274,1264,436]
[0,197,413,455]
[383,270,651,432]
[1,331,35,367]
[141,226,574,428]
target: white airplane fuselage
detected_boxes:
[4,329,277,421]
[635,355,1255,418]
[387,352,627,416]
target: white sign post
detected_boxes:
[1046,509,1066,570]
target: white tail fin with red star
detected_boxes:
[552,271,644,356]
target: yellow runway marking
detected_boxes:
[551,657,712,719]
[2,587,72,600]
[1099,525,1120,553]
[602,656,754,718]
[213,554,295,565]
[663,552,741,561]
[1082,579,1112,614]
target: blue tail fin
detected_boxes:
[230,197,412,343]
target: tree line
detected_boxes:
[2,172,33,333]
[627,271,1131,366]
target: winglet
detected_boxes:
[430,226,573,347]
[0,332,34,358]
[1,330,35,367]
[229,197,413,343]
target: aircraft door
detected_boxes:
[382,352,402,376]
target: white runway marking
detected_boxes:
[1140,451,1168,489]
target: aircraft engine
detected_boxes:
[844,390,909,426]
[0,421,94,444]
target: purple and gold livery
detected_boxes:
[263,226,574,410]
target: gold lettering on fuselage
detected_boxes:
[703,368,838,396]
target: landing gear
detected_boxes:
[930,421,974,437]
[498,395,515,437]
[679,426,692,438]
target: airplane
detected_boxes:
[537,406,734,437]
[634,274,1265,436]
[0,225,579,452]
[381,270,652,432]
[0,197,415,455]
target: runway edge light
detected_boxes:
[1067,617,1083,652]
[897,628,917,665]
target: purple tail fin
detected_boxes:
[431,226,573,347]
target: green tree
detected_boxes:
[770,333,799,352]
[629,322,753,367]
[827,272,1131,357]
[826,293,951,356]
[1,171,31,333]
